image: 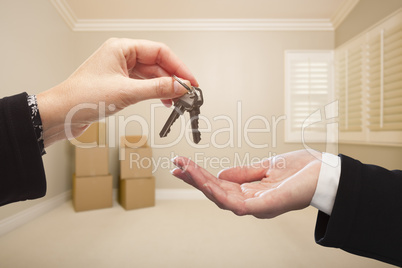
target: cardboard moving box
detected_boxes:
[120,135,152,179]
[75,147,109,177]
[120,135,148,148]
[120,147,152,179]
[119,177,155,210]
[73,174,113,212]
[71,122,106,146]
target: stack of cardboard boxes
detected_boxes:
[72,122,113,212]
[119,136,155,210]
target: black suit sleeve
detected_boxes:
[315,154,402,266]
[0,92,46,206]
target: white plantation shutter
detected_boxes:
[368,24,402,131]
[336,38,364,132]
[367,32,382,130]
[335,49,347,130]
[336,10,402,145]
[285,51,334,142]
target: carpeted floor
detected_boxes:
[0,200,393,268]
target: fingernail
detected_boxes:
[170,167,182,175]
[171,156,182,169]
[217,168,229,178]
[174,79,190,94]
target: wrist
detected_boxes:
[37,81,99,147]
[36,83,71,147]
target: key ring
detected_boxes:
[172,75,192,93]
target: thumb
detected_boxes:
[127,76,190,103]
[217,164,269,183]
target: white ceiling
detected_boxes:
[51,0,360,31]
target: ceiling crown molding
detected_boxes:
[72,18,333,32]
[331,0,360,29]
[51,0,339,32]
[51,0,77,30]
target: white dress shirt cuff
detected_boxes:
[310,153,341,216]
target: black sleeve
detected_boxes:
[315,154,402,266]
[0,92,46,206]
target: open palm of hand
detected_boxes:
[172,150,322,219]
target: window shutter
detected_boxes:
[285,51,334,142]
[368,24,402,131]
[335,49,347,130]
[337,10,402,145]
[367,31,382,131]
[336,41,364,132]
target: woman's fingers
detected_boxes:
[171,157,248,214]
[119,39,198,86]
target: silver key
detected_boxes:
[159,91,196,138]
[159,102,185,138]
[189,87,203,144]
[159,76,203,144]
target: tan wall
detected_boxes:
[0,0,76,220]
[0,1,334,220]
[4,0,400,224]
[338,144,402,170]
[73,30,334,189]
[336,0,402,169]
[5,0,401,222]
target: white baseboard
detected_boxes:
[0,188,205,237]
[156,189,207,200]
[0,191,71,237]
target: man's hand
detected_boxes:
[37,38,197,147]
[171,150,322,219]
